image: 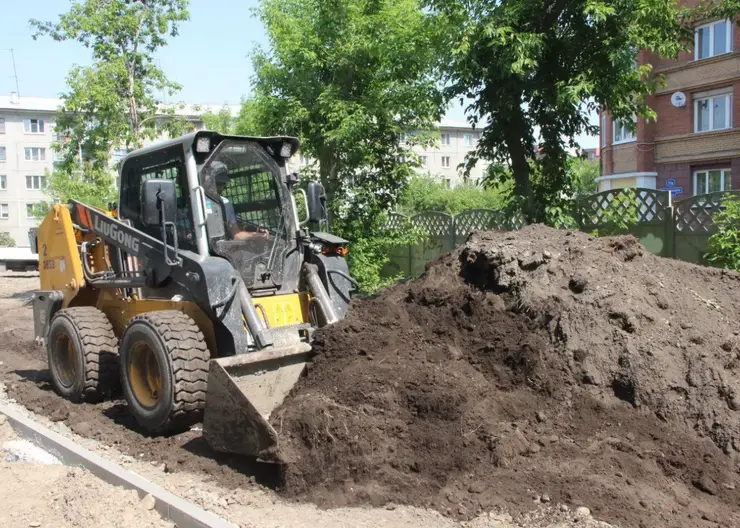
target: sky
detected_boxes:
[0,0,598,149]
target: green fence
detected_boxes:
[383,188,740,278]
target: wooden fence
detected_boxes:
[382,188,740,278]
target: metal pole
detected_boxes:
[10,49,20,96]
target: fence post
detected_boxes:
[451,215,457,248]
[665,191,676,258]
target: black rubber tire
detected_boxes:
[118,310,210,434]
[46,307,119,403]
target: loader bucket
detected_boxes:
[202,342,313,463]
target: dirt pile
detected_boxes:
[274,225,740,527]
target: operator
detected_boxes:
[207,161,269,241]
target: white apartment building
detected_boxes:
[0,94,488,248]
[294,120,489,187]
[0,94,60,248]
[411,120,489,186]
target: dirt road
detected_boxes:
[0,272,614,527]
[0,416,173,528]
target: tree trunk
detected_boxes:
[503,103,534,222]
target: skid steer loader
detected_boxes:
[29,131,354,462]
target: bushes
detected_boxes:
[707,196,740,271]
[398,174,508,216]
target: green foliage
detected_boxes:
[341,214,424,294]
[398,174,508,216]
[569,156,600,198]
[707,196,740,271]
[31,0,189,206]
[425,0,727,222]
[199,98,262,136]
[0,232,16,248]
[200,105,237,134]
[252,0,445,291]
[589,189,639,237]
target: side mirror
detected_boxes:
[306,181,327,224]
[141,179,177,227]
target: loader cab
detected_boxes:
[117,131,301,292]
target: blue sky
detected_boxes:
[1,0,598,148]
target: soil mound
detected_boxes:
[274,225,740,527]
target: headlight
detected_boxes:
[280,142,293,158]
[196,137,210,153]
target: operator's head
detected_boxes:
[208,161,230,193]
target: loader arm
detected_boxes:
[70,199,253,357]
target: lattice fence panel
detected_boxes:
[386,212,409,231]
[410,212,455,237]
[578,188,670,229]
[454,209,510,237]
[674,191,740,233]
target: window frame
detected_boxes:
[601,113,607,148]
[0,146,5,162]
[0,204,8,219]
[613,118,636,145]
[420,155,427,167]
[23,119,46,134]
[694,19,732,60]
[0,118,5,135]
[693,168,732,195]
[0,175,6,190]
[25,175,46,190]
[440,133,451,146]
[694,90,733,133]
[441,156,451,168]
[26,203,38,219]
[463,133,473,147]
[24,147,47,162]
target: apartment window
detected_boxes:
[0,204,8,219]
[613,118,636,144]
[25,175,46,190]
[400,133,408,145]
[441,133,451,146]
[24,119,45,134]
[0,147,5,161]
[695,20,732,60]
[601,113,607,148]
[24,147,46,161]
[694,169,731,195]
[463,133,473,147]
[445,178,451,189]
[26,204,38,219]
[441,156,451,168]
[0,118,5,134]
[695,91,732,132]
[0,176,6,190]
[420,155,427,167]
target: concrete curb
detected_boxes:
[0,403,237,528]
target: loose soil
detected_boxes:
[0,273,614,528]
[3,223,740,528]
[273,226,740,528]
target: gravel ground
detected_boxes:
[0,272,615,528]
[0,415,173,528]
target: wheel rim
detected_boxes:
[53,334,77,388]
[129,341,162,409]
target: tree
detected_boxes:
[426,0,733,222]
[252,0,445,292]
[398,174,508,216]
[31,0,190,208]
[252,0,444,206]
[200,98,262,136]
[569,156,600,198]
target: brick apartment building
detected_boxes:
[598,9,739,199]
